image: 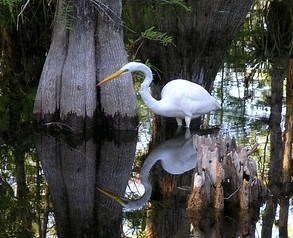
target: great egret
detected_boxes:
[97,62,221,128]
[98,129,197,210]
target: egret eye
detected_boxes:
[121,69,129,75]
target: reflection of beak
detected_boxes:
[97,69,126,86]
[98,188,129,206]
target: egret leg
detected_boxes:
[185,117,191,128]
[185,128,191,139]
[176,118,183,126]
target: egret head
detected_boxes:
[97,62,150,86]
[98,183,151,210]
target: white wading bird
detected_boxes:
[97,62,221,128]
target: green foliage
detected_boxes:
[0,0,23,9]
[59,3,75,31]
[0,0,53,30]
[0,0,22,26]
[141,26,173,46]
[123,0,194,60]
[158,0,191,11]
[228,0,293,69]
[0,128,42,237]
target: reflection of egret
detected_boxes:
[97,62,221,128]
[99,129,197,210]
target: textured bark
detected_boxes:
[187,135,264,237]
[34,0,97,131]
[34,0,138,131]
[124,0,253,92]
[60,0,97,130]
[146,208,190,238]
[34,0,69,123]
[279,197,289,238]
[96,131,137,237]
[96,0,138,130]
[261,199,277,238]
[188,135,267,210]
[35,132,97,238]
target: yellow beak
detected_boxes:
[97,69,126,86]
[98,188,129,206]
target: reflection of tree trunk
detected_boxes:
[35,133,96,237]
[279,197,289,238]
[188,208,259,238]
[41,183,50,238]
[96,131,137,237]
[269,60,285,189]
[15,149,33,237]
[261,199,277,238]
[146,207,190,238]
[282,59,293,183]
[146,171,191,238]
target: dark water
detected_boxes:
[0,67,292,238]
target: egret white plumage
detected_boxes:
[98,62,221,128]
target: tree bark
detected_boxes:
[34,0,69,125]
[279,197,289,238]
[124,0,253,91]
[261,199,277,238]
[60,0,97,131]
[96,0,138,130]
[96,131,137,237]
[35,132,97,238]
[34,0,138,131]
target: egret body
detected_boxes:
[98,62,221,128]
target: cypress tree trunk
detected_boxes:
[34,0,138,132]
[124,0,253,92]
[96,0,138,130]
